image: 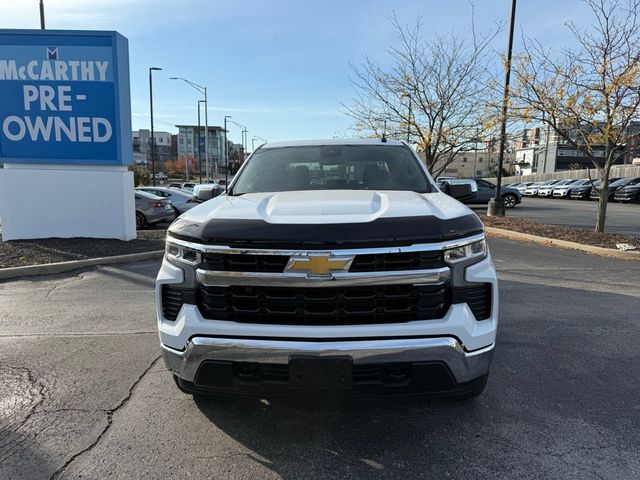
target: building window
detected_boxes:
[463,158,467,162]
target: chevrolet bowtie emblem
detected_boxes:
[285,253,354,277]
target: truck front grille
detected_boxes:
[196,284,450,325]
[202,253,290,273]
[201,251,445,273]
[349,251,444,271]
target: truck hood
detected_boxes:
[168,190,483,248]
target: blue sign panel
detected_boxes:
[0,30,131,165]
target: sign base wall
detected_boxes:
[0,165,136,241]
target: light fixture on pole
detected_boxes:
[170,77,208,181]
[149,67,162,186]
[488,0,517,217]
[251,136,267,152]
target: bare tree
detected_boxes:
[343,11,502,177]
[512,0,640,232]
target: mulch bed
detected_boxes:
[480,215,640,250]
[0,229,166,269]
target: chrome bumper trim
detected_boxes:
[196,267,450,288]
[162,336,494,384]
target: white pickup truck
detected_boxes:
[156,139,498,399]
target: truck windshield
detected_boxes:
[231,145,432,195]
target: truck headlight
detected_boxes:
[444,238,486,263]
[165,241,201,265]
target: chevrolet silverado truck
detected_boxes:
[156,139,498,398]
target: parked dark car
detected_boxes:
[464,179,522,208]
[589,177,638,201]
[613,177,640,202]
[570,178,620,200]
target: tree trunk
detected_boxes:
[595,168,609,233]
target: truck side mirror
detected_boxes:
[441,180,478,201]
[195,188,214,202]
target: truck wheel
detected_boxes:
[452,373,488,400]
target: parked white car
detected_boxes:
[552,179,590,198]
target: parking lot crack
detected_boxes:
[48,355,161,480]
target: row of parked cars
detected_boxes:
[504,177,640,203]
[134,182,228,229]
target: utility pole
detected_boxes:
[39,0,45,29]
[149,67,162,186]
[488,0,517,217]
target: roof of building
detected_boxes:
[175,125,225,130]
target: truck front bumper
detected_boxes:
[162,336,494,395]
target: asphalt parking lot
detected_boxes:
[1,238,639,479]
[471,197,640,237]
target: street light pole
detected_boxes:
[149,67,162,186]
[488,0,517,217]
[170,77,209,180]
[224,115,232,187]
[406,96,412,142]
[197,100,205,184]
[204,87,209,180]
[242,127,248,162]
[39,0,45,29]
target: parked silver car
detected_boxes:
[135,190,174,229]
[136,187,197,216]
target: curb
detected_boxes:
[0,250,165,281]
[484,227,640,260]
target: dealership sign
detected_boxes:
[0,30,131,165]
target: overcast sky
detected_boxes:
[1,0,594,145]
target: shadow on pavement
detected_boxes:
[193,393,486,479]
[0,428,54,480]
